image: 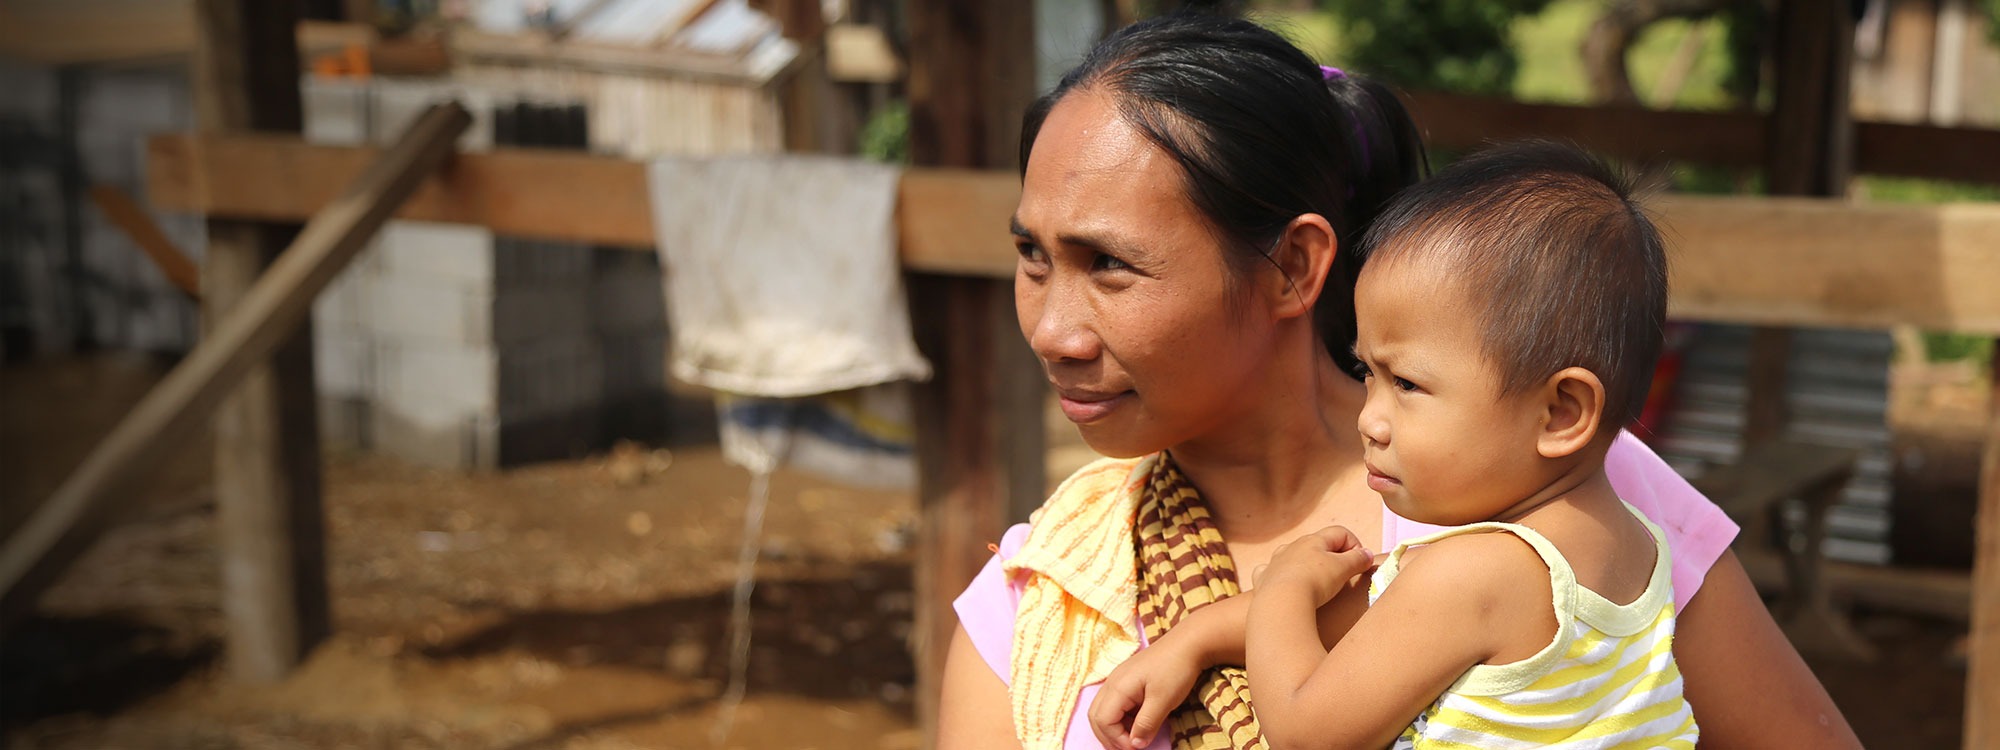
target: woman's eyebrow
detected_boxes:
[1011,216,1147,261]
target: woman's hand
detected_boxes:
[1253,525,1374,606]
[1086,635,1203,750]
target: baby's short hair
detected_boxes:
[1357,140,1667,429]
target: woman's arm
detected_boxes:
[1673,550,1861,748]
[939,624,1024,750]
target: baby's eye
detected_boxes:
[1091,252,1130,272]
[1393,377,1418,392]
[1350,360,1372,380]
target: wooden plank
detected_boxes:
[1397,91,2000,186]
[0,103,472,638]
[144,142,2000,333]
[1657,195,2000,333]
[1968,343,2000,749]
[904,1,1039,745]
[450,28,795,86]
[88,185,201,299]
[192,0,329,685]
[0,0,196,66]
[1400,90,1765,168]
[150,133,658,248]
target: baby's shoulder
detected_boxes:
[1391,530,1555,609]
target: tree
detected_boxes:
[1318,0,1554,94]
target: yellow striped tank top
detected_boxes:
[1367,505,1699,749]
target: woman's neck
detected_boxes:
[1168,337,1367,543]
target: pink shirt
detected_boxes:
[951,431,1737,750]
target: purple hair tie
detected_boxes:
[1320,65,1346,81]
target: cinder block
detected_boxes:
[313,263,375,332]
[492,284,592,344]
[497,336,603,421]
[494,237,592,289]
[375,221,497,284]
[313,328,374,398]
[590,269,665,335]
[372,404,498,470]
[375,340,498,419]
[600,332,667,398]
[318,395,373,450]
[303,79,371,145]
[369,276,490,344]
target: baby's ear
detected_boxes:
[1536,367,1605,459]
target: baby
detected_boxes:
[1091,141,1697,749]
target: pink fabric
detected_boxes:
[950,429,1737,749]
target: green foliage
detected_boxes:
[1318,0,1554,94]
[1860,176,2000,203]
[858,100,909,165]
[1923,332,1995,363]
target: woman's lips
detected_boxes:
[1056,389,1129,423]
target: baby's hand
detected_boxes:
[1253,525,1374,606]
[1087,636,1202,749]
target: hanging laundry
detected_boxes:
[648,155,929,488]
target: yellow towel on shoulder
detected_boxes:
[1004,454,1157,750]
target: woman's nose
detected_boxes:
[1023,282,1099,364]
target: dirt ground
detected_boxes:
[0,353,1983,748]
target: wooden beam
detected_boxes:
[450,28,797,86]
[0,103,473,638]
[1397,91,2000,186]
[143,141,2000,333]
[1969,342,2000,748]
[149,133,658,248]
[87,185,201,299]
[1400,90,1765,168]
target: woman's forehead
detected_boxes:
[1017,90,1194,232]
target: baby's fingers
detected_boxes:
[1088,683,1140,750]
[1127,685,1180,748]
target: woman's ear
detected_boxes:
[1538,367,1607,459]
[1267,214,1337,320]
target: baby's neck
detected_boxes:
[1487,455,1620,526]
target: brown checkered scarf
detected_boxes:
[1134,453,1265,750]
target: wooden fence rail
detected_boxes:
[145,133,2000,333]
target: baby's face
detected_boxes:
[1351,259,1550,526]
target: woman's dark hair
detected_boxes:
[1019,13,1428,375]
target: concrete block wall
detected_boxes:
[305,78,693,469]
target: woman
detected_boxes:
[939,14,1858,750]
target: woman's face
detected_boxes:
[1011,88,1280,458]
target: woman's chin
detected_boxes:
[1073,424,1163,461]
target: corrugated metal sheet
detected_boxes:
[1653,324,1897,565]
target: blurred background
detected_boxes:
[1,0,1996,748]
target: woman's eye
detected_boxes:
[1091,253,1130,272]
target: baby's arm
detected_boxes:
[1247,531,1551,750]
[1087,595,1250,749]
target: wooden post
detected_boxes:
[192,0,328,682]
[1968,342,2000,748]
[1746,0,1854,449]
[0,104,472,631]
[905,0,1041,742]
